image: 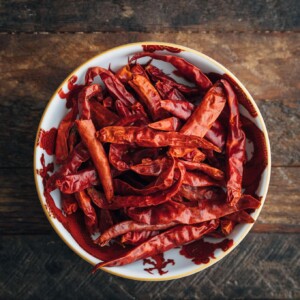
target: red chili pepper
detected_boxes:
[204,120,226,150]
[179,160,225,181]
[220,219,235,236]
[127,194,260,225]
[96,220,177,246]
[113,158,175,195]
[148,117,181,132]
[179,171,223,187]
[116,64,133,83]
[145,64,199,95]
[109,144,131,171]
[121,230,160,245]
[93,220,218,269]
[130,157,168,176]
[130,52,212,91]
[128,74,167,120]
[160,100,194,120]
[75,190,98,234]
[98,209,115,233]
[97,126,221,152]
[180,82,226,137]
[224,210,254,223]
[90,99,119,129]
[55,100,78,164]
[67,126,79,155]
[61,193,78,215]
[131,63,150,79]
[76,119,114,201]
[102,96,114,109]
[56,166,99,194]
[179,185,221,201]
[87,162,185,209]
[168,147,206,162]
[155,81,187,101]
[221,79,246,206]
[78,84,102,119]
[85,67,136,106]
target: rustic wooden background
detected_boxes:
[0,0,299,299]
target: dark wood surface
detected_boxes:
[0,1,299,299]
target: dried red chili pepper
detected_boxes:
[87,162,185,209]
[76,119,114,201]
[179,185,220,201]
[67,126,79,154]
[121,231,159,245]
[180,82,226,137]
[90,99,119,129]
[130,157,168,176]
[97,126,221,152]
[221,79,246,206]
[155,81,187,101]
[168,147,206,162]
[179,160,224,181]
[78,84,102,119]
[93,220,218,269]
[224,210,254,223]
[160,100,194,120]
[56,166,99,194]
[220,219,235,236]
[96,220,177,246]
[204,120,226,150]
[98,209,115,233]
[130,52,212,91]
[127,195,260,225]
[55,100,78,164]
[148,117,181,132]
[85,67,136,106]
[75,190,98,234]
[109,144,131,171]
[131,63,150,79]
[116,64,133,83]
[129,74,166,120]
[180,171,222,187]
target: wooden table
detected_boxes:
[1,1,299,298]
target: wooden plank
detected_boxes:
[0,33,299,167]
[0,167,299,235]
[0,233,299,299]
[1,0,299,33]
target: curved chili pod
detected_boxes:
[75,190,98,234]
[161,100,194,120]
[220,219,235,236]
[109,144,131,171]
[97,126,221,152]
[90,99,119,129]
[85,67,136,106]
[128,74,166,120]
[179,185,221,201]
[130,52,212,91]
[180,171,223,187]
[180,82,226,137]
[93,220,218,269]
[155,81,187,101]
[221,79,246,206]
[127,194,260,225]
[224,210,254,223]
[179,160,225,181]
[130,157,168,176]
[168,147,206,162]
[96,220,177,246]
[61,193,78,215]
[121,231,160,245]
[56,167,99,194]
[148,117,181,132]
[145,64,199,95]
[76,119,114,201]
[204,120,226,150]
[78,84,102,120]
[116,64,133,83]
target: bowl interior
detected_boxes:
[34,42,271,280]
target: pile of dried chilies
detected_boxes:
[45,51,267,271]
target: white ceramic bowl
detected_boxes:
[34,42,271,281]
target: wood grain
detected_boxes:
[0,166,299,235]
[0,233,299,299]
[0,33,299,167]
[1,0,299,33]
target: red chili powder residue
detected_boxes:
[143,253,175,275]
[180,238,233,265]
[142,45,182,53]
[37,128,57,155]
[58,75,84,108]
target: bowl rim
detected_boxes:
[33,41,271,281]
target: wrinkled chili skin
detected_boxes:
[127,195,260,225]
[148,117,181,132]
[121,231,159,245]
[97,126,221,152]
[204,120,226,150]
[221,79,246,206]
[96,220,177,246]
[130,52,212,91]
[93,220,218,269]
[161,100,194,120]
[180,82,226,137]
[85,67,136,106]
[61,193,78,215]
[76,119,114,202]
